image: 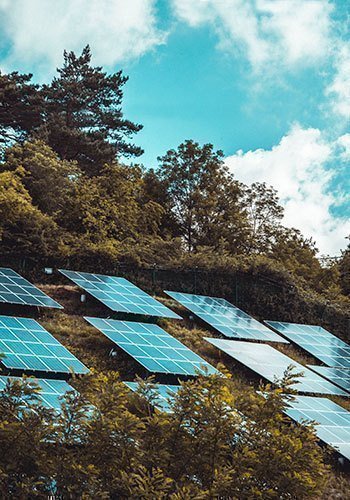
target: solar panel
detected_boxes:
[165,291,288,343]
[285,395,350,461]
[205,338,348,396]
[124,381,180,412]
[85,317,218,376]
[307,366,350,392]
[0,375,75,411]
[0,268,62,309]
[59,269,181,319]
[0,315,89,375]
[265,321,350,368]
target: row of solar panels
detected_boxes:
[2,266,350,462]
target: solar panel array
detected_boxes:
[125,381,180,412]
[0,315,89,374]
[265,321,350,368]
[85,317,218,377]
[165,291,288,343]
[0,268,62,309]
[205,338,348,396]
[308,366,350,392]
[0,375,75,411]
[285,395,350,461]
[60,269,181,319]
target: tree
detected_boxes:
[0,167,63,259]
[242,182,284,253]
[0,46,143,175]
[339,241,350,296]
[0,372,330,498]
[2,140,81,217]
[156,140,246,252]
[0,72,42,150]
[63,162,164,242]
[38,45,143,175]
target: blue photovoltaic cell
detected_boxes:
[0,316,89,374]
[165,291,288,343]
[0,268,62,309]
[266,321,350,368]
[285,395,350,461]
[60,269,181,319]
[205,338,348,396]
[0,375,75,411]
[124,381,180,412]
[85,317,218,376]
[308,366,350,392]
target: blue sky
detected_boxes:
[0,0,349,254]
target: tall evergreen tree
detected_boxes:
[38,46,143,175]
[0,72,42,150]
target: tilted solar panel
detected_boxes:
[308,366,350,392]
[85,317,218,377]
[124,381,180,412]
[0,375,75,411]
[265,321,350,368]
[0,268,62,309]
[60,269,181,319]
[205,338,348,396]
[285,395,350,461]
[0,315,89,374]
[165,291,288,343]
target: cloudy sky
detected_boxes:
[0,0,349,255]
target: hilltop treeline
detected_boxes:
[0,46,349,300]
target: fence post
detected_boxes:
[152,263,157,291]
[234,274,239,306]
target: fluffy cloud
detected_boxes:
[326,43,350,120]
[225,125,350,255]
[0,0,166,74]
[172,0,333,69]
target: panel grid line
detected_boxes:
[85,317,218,376]
[0,268,62,309]
[60,269,181,318]
[205,338,348,396]
[0,316,89,374]
[165,291,288,343]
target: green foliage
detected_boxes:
[0,372,330,499]
[0,46,142,175]
[0,71,42,148]
[156,140,247,252]
[0,167,64,258]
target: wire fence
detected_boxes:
[1,254,349,340]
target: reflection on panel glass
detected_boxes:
[285,394,350,461]
[205,338,348,396]
[266,321,350,368]
[308,366,350,392]
[0,316,89,374]
[60,269,180,319]
[86,317,218,376]
[0,375,75,411]
[166,291,288,342]
[0,268,62,308]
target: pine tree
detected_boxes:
[38,45,143,175]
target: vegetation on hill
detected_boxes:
[1,46,350,497]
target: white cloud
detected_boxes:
[326,43,350,120]
[225,124,350,255]
[0,0,166,75]
[172,0,333,70]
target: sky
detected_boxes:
[0,0,349,255]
